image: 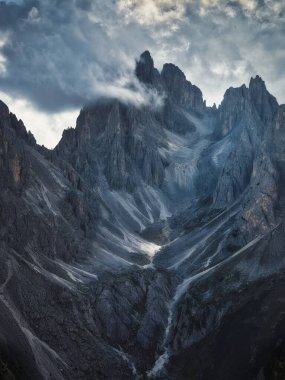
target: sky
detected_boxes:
[0,0,284,147]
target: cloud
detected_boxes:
[116,0,285,106]
[27,6,40,21]
[0,0,284,146]
[0,90,78,148]
[1,0,284,109]
[118,0,186,25]
[0,0,160,113]
[0,34,9,75]
[92,76,164,110]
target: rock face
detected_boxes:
[0,52,285,380]
[161,63,205,114]
[249,75,279,124]
[135,50,161,86]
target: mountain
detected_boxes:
[0,51,285,380]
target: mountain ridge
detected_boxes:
[0,51,285,379]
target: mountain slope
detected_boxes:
[0,52,285,379]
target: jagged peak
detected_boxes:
[135,50,156,84]
[161,63,186,82]
[135,51,205,114]
[0,99,9,116]
[221,83,249,103]
[249,75,265,87]
[221,77,276,104]
[0,98,36,145]
[249,75,279,123]
[139,50,153,63]
[251,74,263,81]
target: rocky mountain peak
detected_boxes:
[0,99,9,116]
[0,99,11,130]
[135,52,205,115]
[249,74,265,88]
[249,75,279,123]
[217,76,280,137]
[161,63,205,115]
[220,84,249,108]
[0,100,36,146]
[217,84,251,136]
[139,50,153,64]
[135,50,157,85]
[161,63,186,83]
[55,52,210,193]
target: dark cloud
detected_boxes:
[0,0,38,29]
[0,0,284,116]
[0,0,157,112]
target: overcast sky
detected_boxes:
[0,0,284,147]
